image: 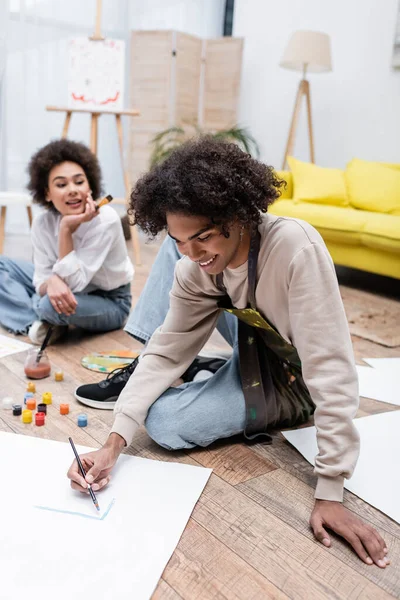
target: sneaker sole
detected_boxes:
[198,349,232,361]
[74,392,117,410]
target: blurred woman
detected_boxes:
[0,139,134,344]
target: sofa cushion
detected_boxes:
[362,213,400,253]
[287,156,349,207]
[269,199,400,252]
[345,158,400,214]
[275,170,293,199]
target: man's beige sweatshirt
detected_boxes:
[112,213,360,502]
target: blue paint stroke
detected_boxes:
[34,497,115,521]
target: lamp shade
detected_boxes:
[280,30,332,73]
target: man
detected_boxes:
[68,137,389,568]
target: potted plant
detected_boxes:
[150,124,260,167]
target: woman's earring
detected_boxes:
[240,226,244,242]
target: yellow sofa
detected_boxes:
[269,161,400,280]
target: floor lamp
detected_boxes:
[280,31,332,169]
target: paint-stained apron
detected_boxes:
[216,229,315,443]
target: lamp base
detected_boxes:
[282,78,315,169]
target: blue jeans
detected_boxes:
[0,256,131,334]
[124,236,246,449]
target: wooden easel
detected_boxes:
[282,78,315,170]
[46,0,142,264]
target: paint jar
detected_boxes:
[22,409,32,424]
[2,396,14,410]
[42,392,52,405]
[26,398,36,411]
[27,382,36,393]
[24,348,51,380]
[54,370,64,382]
[24,392,34,405]
[77,414,88,427]
[35,412,45,426]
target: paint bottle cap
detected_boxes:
[54,370,64,382]
[26,398,36,411]
[77,414,88,427]
[27,382,36,393]
[60,403,69,415]
[22,409,33,424]
[2,397,14,410]
[12,404,22,416]
[37,403,47,414]
[24,392,34,404]
[35,412,45,426]
[42,392,52,405]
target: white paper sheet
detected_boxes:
[356,365,399,406]
[282,411,400,524]
[0,433,211,600]
[363,357,400,372]
[0,334,31,358]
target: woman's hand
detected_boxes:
[46,274,77,315]
[310,500,390,567]
[60,192,98,234]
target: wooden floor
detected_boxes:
[1,232,400,599]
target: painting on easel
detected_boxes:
[67,38,125,111]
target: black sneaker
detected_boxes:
[74,358,139,410]
[181,355,227,383]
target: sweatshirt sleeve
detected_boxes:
[31,220,57,294]
[111,261,223,447]
[51,220,116,292]
[287,243,360,502]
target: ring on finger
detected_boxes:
[57,301,63,306]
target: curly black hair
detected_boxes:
[27,139,103,210]
[129,136,285,237]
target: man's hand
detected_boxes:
[310,500,390,567]
[67,433,126,493]
[46,274,77,315]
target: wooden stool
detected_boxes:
[0,192,33,254]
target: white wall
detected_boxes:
[3,0,225,235]
[233,0,400,169]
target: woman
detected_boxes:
[0,139,134,344]
[68,137,389,568]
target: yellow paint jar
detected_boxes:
[22,409,32,424]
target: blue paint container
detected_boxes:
[24,392,34,405]
[77,414,88,427]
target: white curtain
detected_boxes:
[2,0,225,233]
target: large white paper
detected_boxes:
[0,334,31,358]
[356,365,399,406]
[363,357,400,372]
[0,433,211,600]
[282,411,400,523]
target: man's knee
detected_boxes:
[145,395,192,450]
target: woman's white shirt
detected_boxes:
[31,205,134,294]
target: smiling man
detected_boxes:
[69,136,389,568]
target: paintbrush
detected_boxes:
[68,437,100,512]
[96,194,113,209]
[35,325,54,363]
